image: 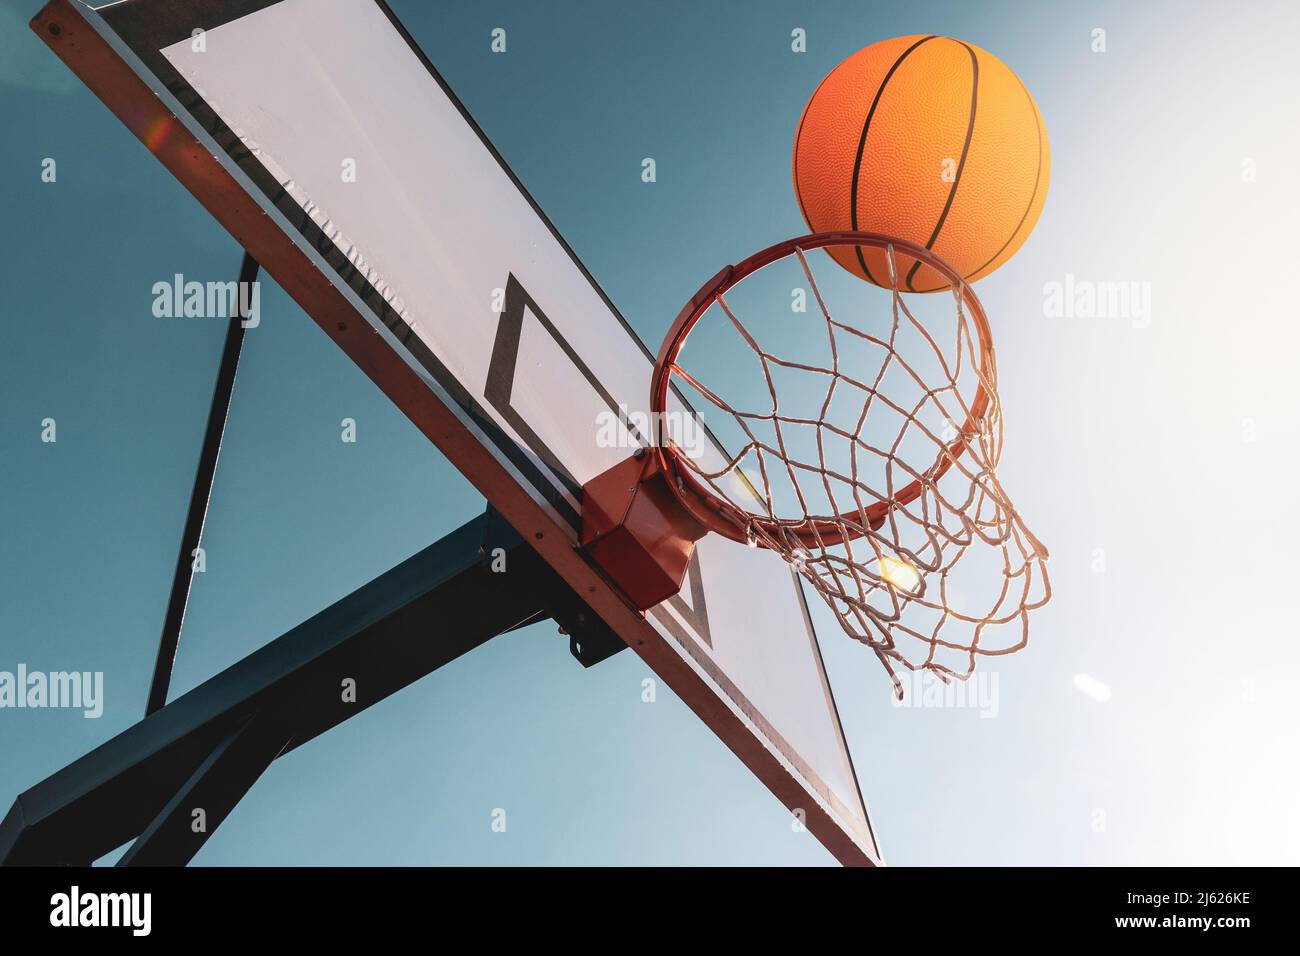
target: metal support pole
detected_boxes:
[147,251,259,715]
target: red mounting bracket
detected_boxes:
[579,450,707,611]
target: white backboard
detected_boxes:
[70,0,879,864]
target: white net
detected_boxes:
[661,237,1050,697]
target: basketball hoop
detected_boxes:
[582,231,1050,695]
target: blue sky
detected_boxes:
[2,0,1298,865]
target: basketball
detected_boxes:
[792,35,1049,292]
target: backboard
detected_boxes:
[34,0,880,865]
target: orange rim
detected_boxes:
[651,231,995,548]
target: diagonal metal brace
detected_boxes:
[0,509,625,866]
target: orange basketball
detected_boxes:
[792,35,1049,292]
